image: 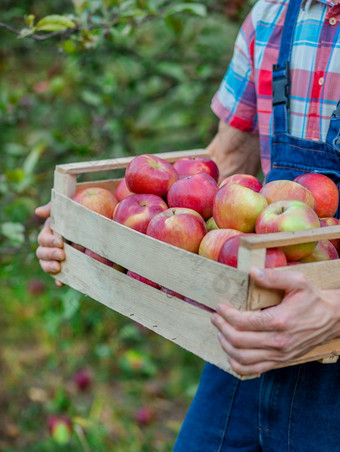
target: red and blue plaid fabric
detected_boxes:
[211,0,340,176]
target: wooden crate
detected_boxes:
[50,149,340,379]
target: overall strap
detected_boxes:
[272,0,302,134]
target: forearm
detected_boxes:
[207,120,261,179]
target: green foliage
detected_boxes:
[0,1,250,449]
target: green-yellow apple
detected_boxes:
[206,217,219,231]
[173,156,219,181]
[213,183,268,232]
[198,229,241,261]
[219,173,263,193]
[72,187,118,218]
[299,239,339,263]
[167,172,218,220]
[260,180,315,209]
[146,207,206,253]
[255,200,320,261]
[294,173,339,218]
[125,154,178,197]
[113,193,168,233]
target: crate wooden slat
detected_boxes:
[50,149,340,379]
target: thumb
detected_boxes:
[250,267,308,293]
[35,202,51,219]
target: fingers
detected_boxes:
[250,267,308,292]
[36,218,65,275]
[35,202,51,219]
[37,218,64,248]
[214,303,285,332]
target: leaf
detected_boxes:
[18,28,35,39]
[24,14,35,28]
[35,15,76,32]
[164,3,206,18]
[1,222,25,245]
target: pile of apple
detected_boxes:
[71,153,340,284]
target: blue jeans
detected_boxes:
[173,362,340,451]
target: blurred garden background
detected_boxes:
[1,1,251,450]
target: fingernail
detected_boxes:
[252,268,264,279]
[53,238,62,247]
[211,314,220,325]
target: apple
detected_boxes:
[47,415,72,445]
[125,154,178,197]
[114,178,134,202]
[71,243,86,252]
[134,406,156,426]
[73,369,92,391]
[206,217,218,231]
[146,207,206,253]
[220,173,263,193]
[320,217,340,253]
[160,286,186,299]
[255,200,320,261]
[72,187,118,218]
[213,183,268,232]
[299,240,339,263]
[260,180,315,209]
[127,270,160,289]
[167,172,218,220]
[265,248,288,268]
[198,229,242,261]
[294,173,339,218]
[85,248,113,266]
[173,156,219,181]
[113,193,168,233]
[217,233,246,268]
[218,234,287,268]
[27,278,46,296]
[127,271,154,287]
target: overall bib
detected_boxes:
[174,1,340,451]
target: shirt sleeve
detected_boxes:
[211,10,258,133]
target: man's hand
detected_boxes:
[207,121,261,179]
[211,267,340,375]
[35,202,65,284]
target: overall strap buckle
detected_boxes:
[272,62,290,108]
[332,100,340,119]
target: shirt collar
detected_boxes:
[302,0,336,11]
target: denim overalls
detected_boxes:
[174,0,340,450]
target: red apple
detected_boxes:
[114,178,134,202]
[320,217,340,253]
[299,240,339,263]
[206,217,218,231]
[113,193,168,233]
[73,369,92,391]
[198,229,241,261]
[265,248,288,268]
[173,156,219,181]
[127,270,160,289]
[27,278,46,296]
[134,406,156,426]
[146,207,206,253]
[71,243,86,252]
[85,248,113,266]
[125,154,178,197]
[218,234,287,268]
[72,187,118,218]
[260,180,315,209]
[167,172,218,220]
[255,200,320,261]
[213,183,268,232]
[220,174,263,193]
[294,173,339,218]
[217,233,246,268]
[160,287,186,299]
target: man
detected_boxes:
[37,0,340,449]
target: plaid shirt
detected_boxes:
[211,0,340,176]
